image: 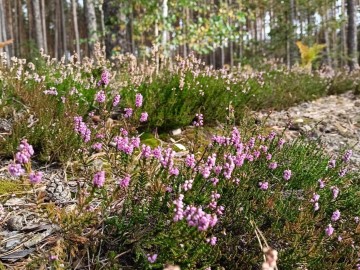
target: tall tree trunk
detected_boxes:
[55,0,60,59]
[41,0,48,53]
[341,0,347,66]
[289,0,296,67]
[162,0,168,58]
[33,0,44,50]
[323,6,332,67]
[0,0,9,63]
[85,0,98,55]
[72,0,80,59]
[14,0,19,56]
[346,0,358,70]
[61,0,67,58]
[5,0,14,58]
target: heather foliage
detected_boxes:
[0,47,357,161]
[1,49,360,269]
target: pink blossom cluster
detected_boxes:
[97,70,110,86]
[112,94,121,107]
[119,174,131,188]
[8,140,42,184]
[140,112,148,122]
[193,113,204,127]
[182,179,194,191]
[185,154,196,168]
[93,171,105,188]
[15,139,34,164]
[74,116,91,142]
[43,87,58,96]
[135,93,143,107]
[114,135,140,155]
[95,90,106,103]
[183,205,218,231]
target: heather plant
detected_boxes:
[0,47,356,163]
[3,64,359,269]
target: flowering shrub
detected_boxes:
[1,50,359,269]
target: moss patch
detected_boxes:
[0,179,30,195]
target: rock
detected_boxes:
[174,143,186,151]
[170,128,182,136]
[7,215,23,231]
[254,91,360,169]
[45,173,71,204]
[0,118,12,133]
[4,197,26,207]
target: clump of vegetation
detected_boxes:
[6,67,359,269]
[1,48,357,163]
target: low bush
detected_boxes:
[7,83,359,269]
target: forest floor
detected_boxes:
[0,91,359,269]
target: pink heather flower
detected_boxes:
[354,216,359,223]
[283,169,292,181]
[135,93,143,107]
[152,147,162,160]
[92,142,102,151]
[259,181,269,190]
[169,167,179,176]
[120,128,128,136]
[95,90,106,103]
[50,255,58,261]
[141,145,152,158]
[147,253,157,263]
[29,171,43,184]
[119,174,131,188]
[331,186,340,200]
[96,133,105,139]
[269,162,277,170]
[206,236,217,246]
[210,177,219,186]
[248,137,255,149]
[260,145,268,153]
[185,154,196,168]
[182,179,193,191]
[124,108,133,118]
[93,171,105,188]
[173,194,184,221]
[183,205,218,231]
[74,116,91,142]
[253,150,261,159]
[318,179,325,188]
[214,166,222,175]
[140,112,148,122]
[310,193,320,203]
[337,236,342,242]
[131,137,140,148]
[314,202,320,211]
[339,168,347,177]
[342,150,352,163]
[8,163,25,177]
[15,139,35,164]
[267,131,276,141]
[331,210,341,222]
[98,70,110,86]
[328,159,336,169]
[266,153,272,160]
[278,138,285,148]
[43,87,58,96]
[325,224,334,236]
[112,94,121,107]
[61,96,66,103]
[193,113,204,127]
